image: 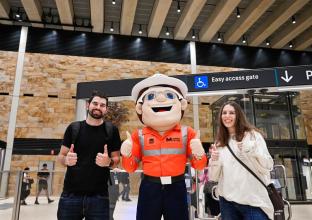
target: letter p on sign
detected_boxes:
[307,70,312,80]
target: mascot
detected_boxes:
[121,73,207,220]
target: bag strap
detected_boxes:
[71,121,81,145]
[226,145,267,189]
[104,121,113,140]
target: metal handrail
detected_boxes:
[283,198,292,220]
[272,165,292,220]
[11,170,23,220]
[211,185,219,201]
[195,170,220,220]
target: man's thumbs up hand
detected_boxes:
[95,144,111,167]
[120,131,133,157]
[190,130,205,159]
[103,144,108,156]
[65,144,77,166]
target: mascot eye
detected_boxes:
[147,93,155,100]
[165,92,175,99]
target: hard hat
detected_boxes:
[131,73,188,101]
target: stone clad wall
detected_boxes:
[299,91,312,144]
[15,97,75,139]
[0,51,17,141]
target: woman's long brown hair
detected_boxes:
[215,101,256,147]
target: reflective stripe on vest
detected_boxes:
[138,126,188,156]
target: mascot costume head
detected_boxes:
[132,73,188,132]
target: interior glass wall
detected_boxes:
[253,93,292,139]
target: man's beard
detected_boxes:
[88,109,104,119]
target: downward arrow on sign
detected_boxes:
[281,70,293,83]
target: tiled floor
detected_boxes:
[1,196,312,220]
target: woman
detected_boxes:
[209,101,274,220]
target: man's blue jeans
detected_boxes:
[57,192,109,220]
[219,196,269,220]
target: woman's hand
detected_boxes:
[237,142,243,151]
[210,144,219,161]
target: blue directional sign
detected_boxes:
[194,76,208,89]
[188,69,276,92]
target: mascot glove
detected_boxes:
[190,138,205,159]
[120,131,133,157]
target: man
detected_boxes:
[119,171,131,201]
[57,90,121,220]
[21,167,34,205]
[121,73,207,220]
[35,163,53,204]
[108,168,121,220]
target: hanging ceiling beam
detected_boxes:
[148,0,172,38]
[249,0,309,46]
[271,5,312,48]
[55,0,74,30]
[21,0,43,28]
[294,28,312,51]
[0,0,12,24]
[224,0,274,44]
[120,0,138,35]
[174,0,206,40]
[0,0,10,18]
[199,0,240,42]
[90,0,104,33]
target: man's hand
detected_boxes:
[210,144,219,161]
[120,131,133,157]
[95,145,111,167]
[190,130,205,159]
[65,144,78,166]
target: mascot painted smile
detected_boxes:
[121,73,207,220]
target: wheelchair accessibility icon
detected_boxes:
[194,76,208,89]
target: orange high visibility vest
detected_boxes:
[122,124,207,177]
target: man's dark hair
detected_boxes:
[42,163,47,167]
[87,90,108,104]
[24,167,30,171]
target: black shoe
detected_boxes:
[195,211,198,218]
[35,200,39,205]
[48,199,54,204]
[124,198,132,202]
[21,201,27,205]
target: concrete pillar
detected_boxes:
[190,41,199,130]
[75,99,87,121]
[0,26,28,197]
